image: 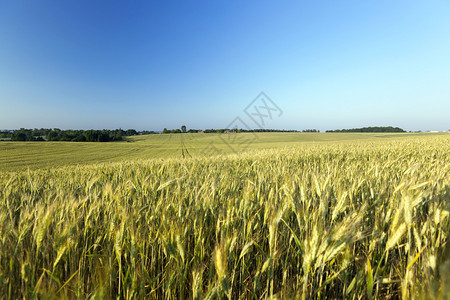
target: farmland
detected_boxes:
[0,133,449,298]
[0,132,442,172]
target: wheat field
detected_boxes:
[0,135,449,299]
[0,132,435,172]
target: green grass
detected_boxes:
[0,134,449,298]
[0,132,446,172]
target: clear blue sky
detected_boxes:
[1,0,449,131]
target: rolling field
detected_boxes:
[0,132,444,172]
[0,133,449,298]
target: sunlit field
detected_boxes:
[0,134,449,298]
[0,132,443,172]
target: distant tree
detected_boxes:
[126,129,137,136]
[47,130,58,141]
[181,125,186,133]
[141,130,156,135]
[163,128,169,134]
[84,130,98,142]
[4,128,123,142]
[72,135,87,142]
[327,126,405,133]
[112,131,123,141]
[98,132,110,142]
[12,132,27,141]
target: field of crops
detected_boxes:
[0,132,436,172]
[0,134,449,298]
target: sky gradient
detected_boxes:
[1,1,449,131]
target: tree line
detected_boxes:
[162,127,300,133]
[0,128,157,142]
[326,126,406,133]
[1,126,410,142]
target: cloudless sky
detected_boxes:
[1,0,449,131]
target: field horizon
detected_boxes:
[1,132,447,172]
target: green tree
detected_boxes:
[126,129,137,136]
[181,125,186,133]
[12,132,27,141]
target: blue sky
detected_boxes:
[1,0,449,131]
